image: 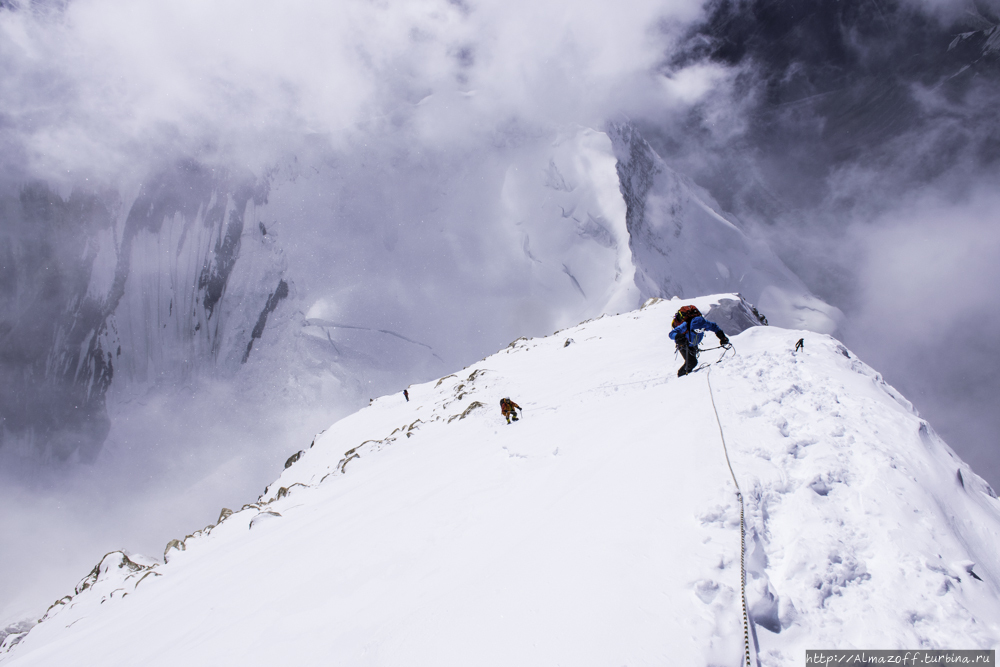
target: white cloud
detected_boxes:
[0,0,707,181]
[659,62,728,105]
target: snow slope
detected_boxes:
[4,294,999,666]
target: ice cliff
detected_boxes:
[0,164,286,461]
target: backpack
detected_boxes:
[671,305,702,329]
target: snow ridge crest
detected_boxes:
[5,296,1000,665]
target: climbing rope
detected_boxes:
[705,367,753,667]
[674,342,736,374]
[693,343,735,372]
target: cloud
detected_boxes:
[0,0,706,183]
[658,62,729,104]
[851,186,1000,337]
[844,182,1000,486]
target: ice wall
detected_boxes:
[0,163,287,462]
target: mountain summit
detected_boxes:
[3,295,998,665]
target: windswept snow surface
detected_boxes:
[5,295,1000,666]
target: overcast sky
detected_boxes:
[2,0,999,629]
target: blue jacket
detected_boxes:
[669,316,724,348]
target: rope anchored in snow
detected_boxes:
[705,367,753,667]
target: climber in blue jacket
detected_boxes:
[668,306,729,377]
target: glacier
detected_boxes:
[3,295,997,665]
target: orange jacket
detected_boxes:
[499,398,520,413]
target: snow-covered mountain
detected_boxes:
[1,123,835,468]
[607,123,842,334]
[4,294,997,665]
[0,165,287,462]
[3,119,848,630]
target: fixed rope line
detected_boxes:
[705,367,752,667]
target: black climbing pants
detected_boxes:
[677,343,699,377]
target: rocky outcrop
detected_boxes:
[244,280,290,363]
[703,295,769,334]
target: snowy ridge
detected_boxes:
[4,294,1000,665]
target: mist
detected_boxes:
[2,0,999,632]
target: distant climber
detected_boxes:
[500,397,521,424]
[669,305,730,377]
[403,389,409,402]
[794,338,804,353]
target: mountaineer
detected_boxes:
[668,305,730,377]
[499,397,522,424]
